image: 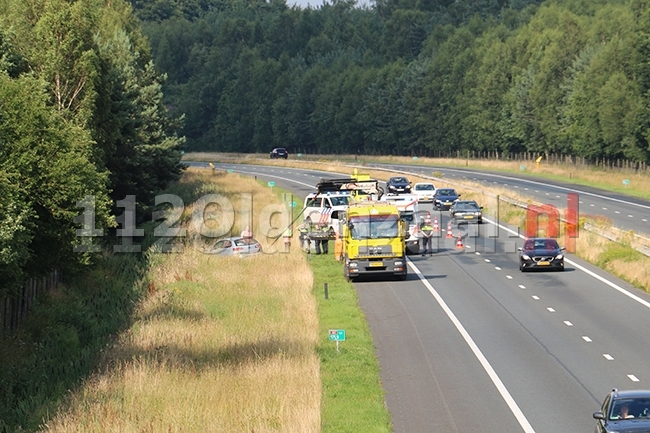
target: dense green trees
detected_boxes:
[136,0,650,164]
[2,0,647,295]
[0,0,184,297]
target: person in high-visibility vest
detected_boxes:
[282,226,292,253]
[420,218,433,257]
[314,223,329,254]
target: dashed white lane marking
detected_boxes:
[643,219,648,222]
[628,215,634,218]
[615,210,620,214]
[590,204,595,207]
[524,188,529,190]
[506,275,513,279]
[628,375,640,382]
[579,201,583,204]
[518,285,526,289]
[488,217,650,311]
[564,321,573,326]
[532,296,540,300]
[475,252,481,255]
[495,267,502,271]
[547,307,555,313]
[582,336,593,342]
[602,207,607,210]
[603,354,614,361]
[555,195,560,198]
[545,192,550,196]
[485,259,491,263]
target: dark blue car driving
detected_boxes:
[432,188,460,210]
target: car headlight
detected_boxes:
[394,261,403,266]
[556,254,564,260]
[349,262,358,268]
[521,254,531,260]
[474,212,480,216]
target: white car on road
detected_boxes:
[412,182,436,203]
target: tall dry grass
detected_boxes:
[41,169,321,433]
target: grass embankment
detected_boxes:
[185,153,650,292]
[23,167,389,432]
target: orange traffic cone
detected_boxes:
[433,217,440,233]
[446,221,454,238]
[456,233,464,249]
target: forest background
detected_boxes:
[4,0,650,296]
[137,0,650,166]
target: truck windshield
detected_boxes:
[349,215,399,240]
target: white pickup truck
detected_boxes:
[302,191,352,235]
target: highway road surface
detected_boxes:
[191,161,650,433]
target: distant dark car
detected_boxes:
[450,200,483,224]
[593,388,650,432]
[270,148,288,159]
[207,237,262,256]
[518,238,565,272]
[432,188,460,210]
[386,176,411,195]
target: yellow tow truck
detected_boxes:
[341,200,407,282]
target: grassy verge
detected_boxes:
[2,167,390,432]
[309,255,391,433]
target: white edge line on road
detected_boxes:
[407,259,536,433]
[483,217,650,311]
[231,165,650,312]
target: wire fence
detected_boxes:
[1,270,61,331]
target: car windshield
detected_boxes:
[330,196,350,206]
[349,215,399,240]
[610,398,650,420]
[235,238,257,246]
[437,189,456,196]
[455,202,479,211]
[523,239,559,250]
[415,184,434,191]
[391,178,407,183]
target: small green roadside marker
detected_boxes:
[329,329,346,353]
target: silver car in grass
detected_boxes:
[208,237,262,256]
